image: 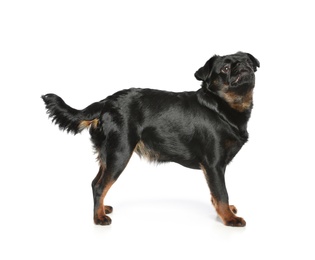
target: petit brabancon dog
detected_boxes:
[42,52,259,227]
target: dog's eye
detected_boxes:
[221,65,230,74]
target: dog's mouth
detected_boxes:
[232,74,241,84]
[231,70,253,86]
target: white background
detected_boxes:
[1,0,314,259]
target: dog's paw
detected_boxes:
[94,215,112,225]
[104,205,113,214]
[224,216,246,227]
[212,199,245,227]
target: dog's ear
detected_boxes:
[194,55,218,82]
[246,53,260,72]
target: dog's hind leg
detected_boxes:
[92,165,113,225]
[91,166,113,220]
[91,134,135,225]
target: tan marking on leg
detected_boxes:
[229,205,237,214]
[211,196,246,227]
[93,176,115,225]
[96,181,114,219]
[134,141,160,162]
[200,164,211,186]
[104,205,113,214]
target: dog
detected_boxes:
[42,51,259,227]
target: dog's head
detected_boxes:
[195,52,260,112]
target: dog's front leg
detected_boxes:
[200,164,246,227]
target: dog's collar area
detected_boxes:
[197,89,249,141]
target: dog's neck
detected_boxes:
[217,89,253,113]
[197,88,252,141]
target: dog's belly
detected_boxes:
[135,125,202,169]
[135,139,201,169]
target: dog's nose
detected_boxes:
[236,62,245,69]
[236,61,250,71]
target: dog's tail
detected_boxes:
[42,94,103,135]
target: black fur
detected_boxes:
[42,52,259,227]
[42,94,105,134]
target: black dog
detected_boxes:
[42,52,259,227]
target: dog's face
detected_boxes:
[195,52,260,111]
